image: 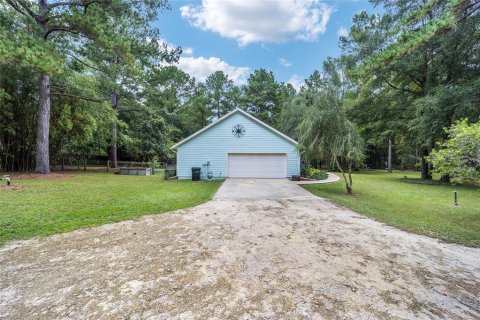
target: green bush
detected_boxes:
[164,169,176,179]
[305,166,328,180]
[305,166,316,178]
[313,171,328,180]
[427,119,480,184]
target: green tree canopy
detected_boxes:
[1,0,174,173]
[205,71,236,119]
[428,119,480,184]
[341,0,480,179]
[299,96,365,194]
[243,69,282,126]
[286,58,365,193]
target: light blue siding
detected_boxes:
[176,112,300,179]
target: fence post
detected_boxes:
[83,156,87,172]
[107,160,109,172]
[61,158,64,171]
[413,149,418,172]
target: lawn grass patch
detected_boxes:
[0,172,222,244]
[302,170,480,247]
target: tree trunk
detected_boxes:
[420,149,432,180]
[440,174,450,183]
[35,74,51,174]
[387,139,392,173]
[111,122,118,168]
[414,149,419,172]
[34,1,51,174]
[335,159,352,194]
[110,90,118,168]
[347,161,353,193]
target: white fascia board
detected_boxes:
[171,108,298,149]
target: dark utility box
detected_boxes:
[191,167,201,181]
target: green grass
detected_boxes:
[302,170,480,247]
[0,172,222,245]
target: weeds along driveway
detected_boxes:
[1,179,479,319]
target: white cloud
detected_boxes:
[158,37,176,50]
[182,47,194,55]
[287,74,304,92]
[177,56,250,85]
[279,58,292,67]
[158,37,194,56]
[180,0,333,46]
[337,26,348,37]
[158,36,249,85]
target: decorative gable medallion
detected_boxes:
[232,124,245,138]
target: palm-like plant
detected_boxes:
[298,77,365,193]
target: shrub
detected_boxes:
[300,168,307,177]
[305,166,328,180]
[164,169,176,180]
[427,119,480,184]
[313,170,328,180]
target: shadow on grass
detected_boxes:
[333,191,361,196]
[400,177,479,189]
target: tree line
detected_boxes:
[1,0,479,189]
[280,0,479,191]
[0,0,295,173]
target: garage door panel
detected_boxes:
[228,153,287,178]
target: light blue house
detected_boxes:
[172,108,300,179]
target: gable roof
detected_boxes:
[171,108,298,149]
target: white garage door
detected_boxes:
[228,153,287,178]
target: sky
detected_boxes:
[154,0,380,90]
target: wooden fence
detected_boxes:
[53,158,174,173]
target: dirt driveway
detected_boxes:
[1,179,479,319]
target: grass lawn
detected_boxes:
[0,172,222,245]
[302,170,480,247]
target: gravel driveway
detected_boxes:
[1,179,479,319]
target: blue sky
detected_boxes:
[154,0,379,89]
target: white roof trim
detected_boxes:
[171,108,298,149]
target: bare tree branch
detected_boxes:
[117,107,142,113]
[44,26,80,40]
[66,52,106,73]
[51,84,109,99]
[12,0,41,21]
[44,25,96,41]
[47,0,106,13]
[47,1,83,9]
[385,81,420,95]
[51,92,106,103]
[5,0,37,20]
